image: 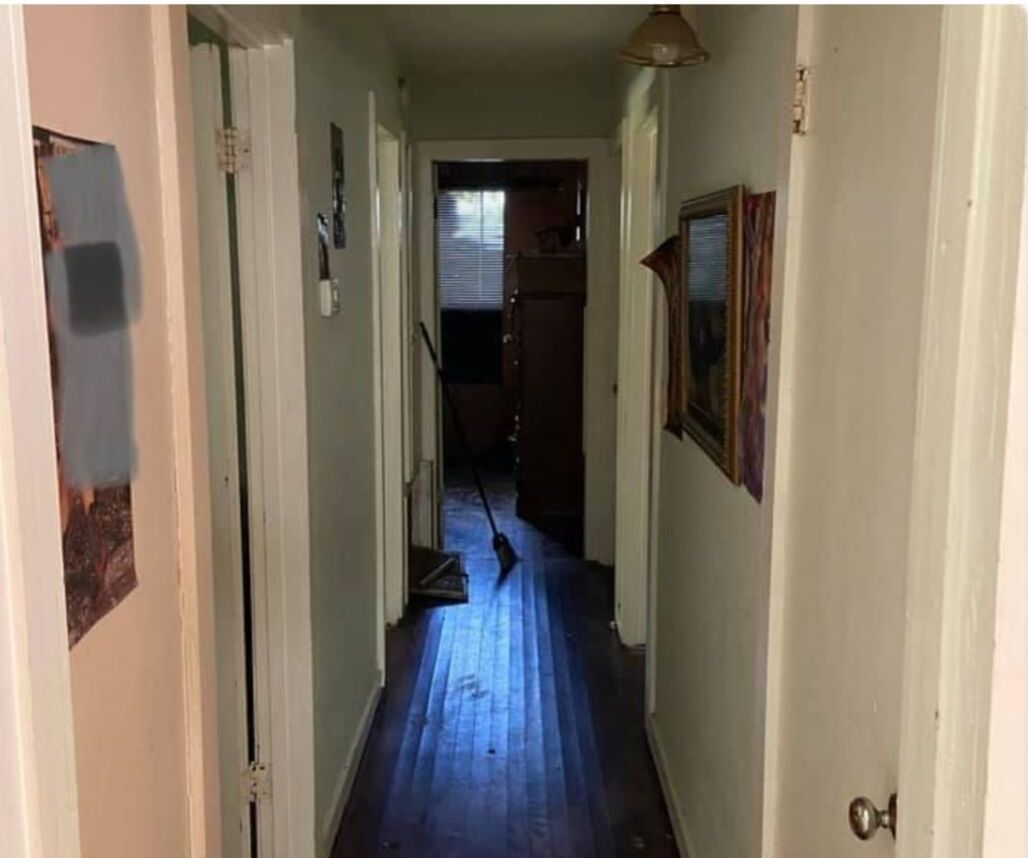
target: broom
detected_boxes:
[419,322,519,576]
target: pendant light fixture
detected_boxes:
[619,5,709,68]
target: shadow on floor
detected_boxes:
[332,473,678,858]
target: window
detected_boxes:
[436,190,505,310]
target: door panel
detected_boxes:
[190,41,252,858]
[772,7,942,856]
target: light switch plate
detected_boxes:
[319,278,341,318]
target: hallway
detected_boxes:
[4,8,1024,858]
[332,473,678,857]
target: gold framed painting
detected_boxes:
[678,185,744,482]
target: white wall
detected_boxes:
[407,67,619,141]
[23,8,193,858]
[647,8,798,858]
[286,7,404,845]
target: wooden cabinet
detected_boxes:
[508,254,586,550]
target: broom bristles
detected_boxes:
[493,532,519,576]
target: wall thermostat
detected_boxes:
[319,278,341,318]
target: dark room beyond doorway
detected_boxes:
[436,159,588,554]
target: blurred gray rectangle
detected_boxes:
[65,241,127,335]
[44,144,138,488]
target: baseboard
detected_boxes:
[646,713,699,858]
[318,671,384,858]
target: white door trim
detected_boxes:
[164,10,314,854]
[413,137,619,563]
[232,39,315,858]
[0,7,81,858]
[189,38,258,858]
[369,91,386,673]
[898,6,1026,854]
[369,99,407,633]
[646,72,672,712]
[615,71,662,649]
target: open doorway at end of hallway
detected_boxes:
[433,159,589,562]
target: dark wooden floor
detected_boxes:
[332,472,678,858]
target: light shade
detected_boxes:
[619,5,709,67]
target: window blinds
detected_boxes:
[437,190,505,310]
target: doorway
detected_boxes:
[413,140,619,577]
[371,115,407,631]
[188,17,269,858]
[429,159,589,562]
[762,6,1027,855]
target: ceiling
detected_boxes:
[378,5,646,76]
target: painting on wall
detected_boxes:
[331,122,346,248]
[641,234,684,437]
[33,126,138,647]
[678,185,744,482]
[739,191,776,501]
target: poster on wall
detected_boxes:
[331,122,346,248]
[33,126,139,647]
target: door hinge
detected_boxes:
[792,65,810,136]
[216,127,251,174]
[243,761,270,803]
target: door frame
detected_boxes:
[188,33,263,858]
[413,138,619,564]
[0,6,81,858]
[369,94,408,635]
[615,67,664,650]
[225,31,314,858]
[173,8,316,858]
[896,6,1026,854]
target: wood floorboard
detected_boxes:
[331,473,678,858]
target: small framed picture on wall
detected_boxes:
[331,122,346,249]
[677,185,744,482]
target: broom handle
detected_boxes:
[419,322,502,539]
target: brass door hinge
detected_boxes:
[243,761,271,803]
[792,65,810,136]
[216,127,251,174]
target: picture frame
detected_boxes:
[678,185,744,482]
[331,122,346,249]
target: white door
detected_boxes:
[190,42,260,858]
[771,7,941,856]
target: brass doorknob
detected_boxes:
[848,793,897,841]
